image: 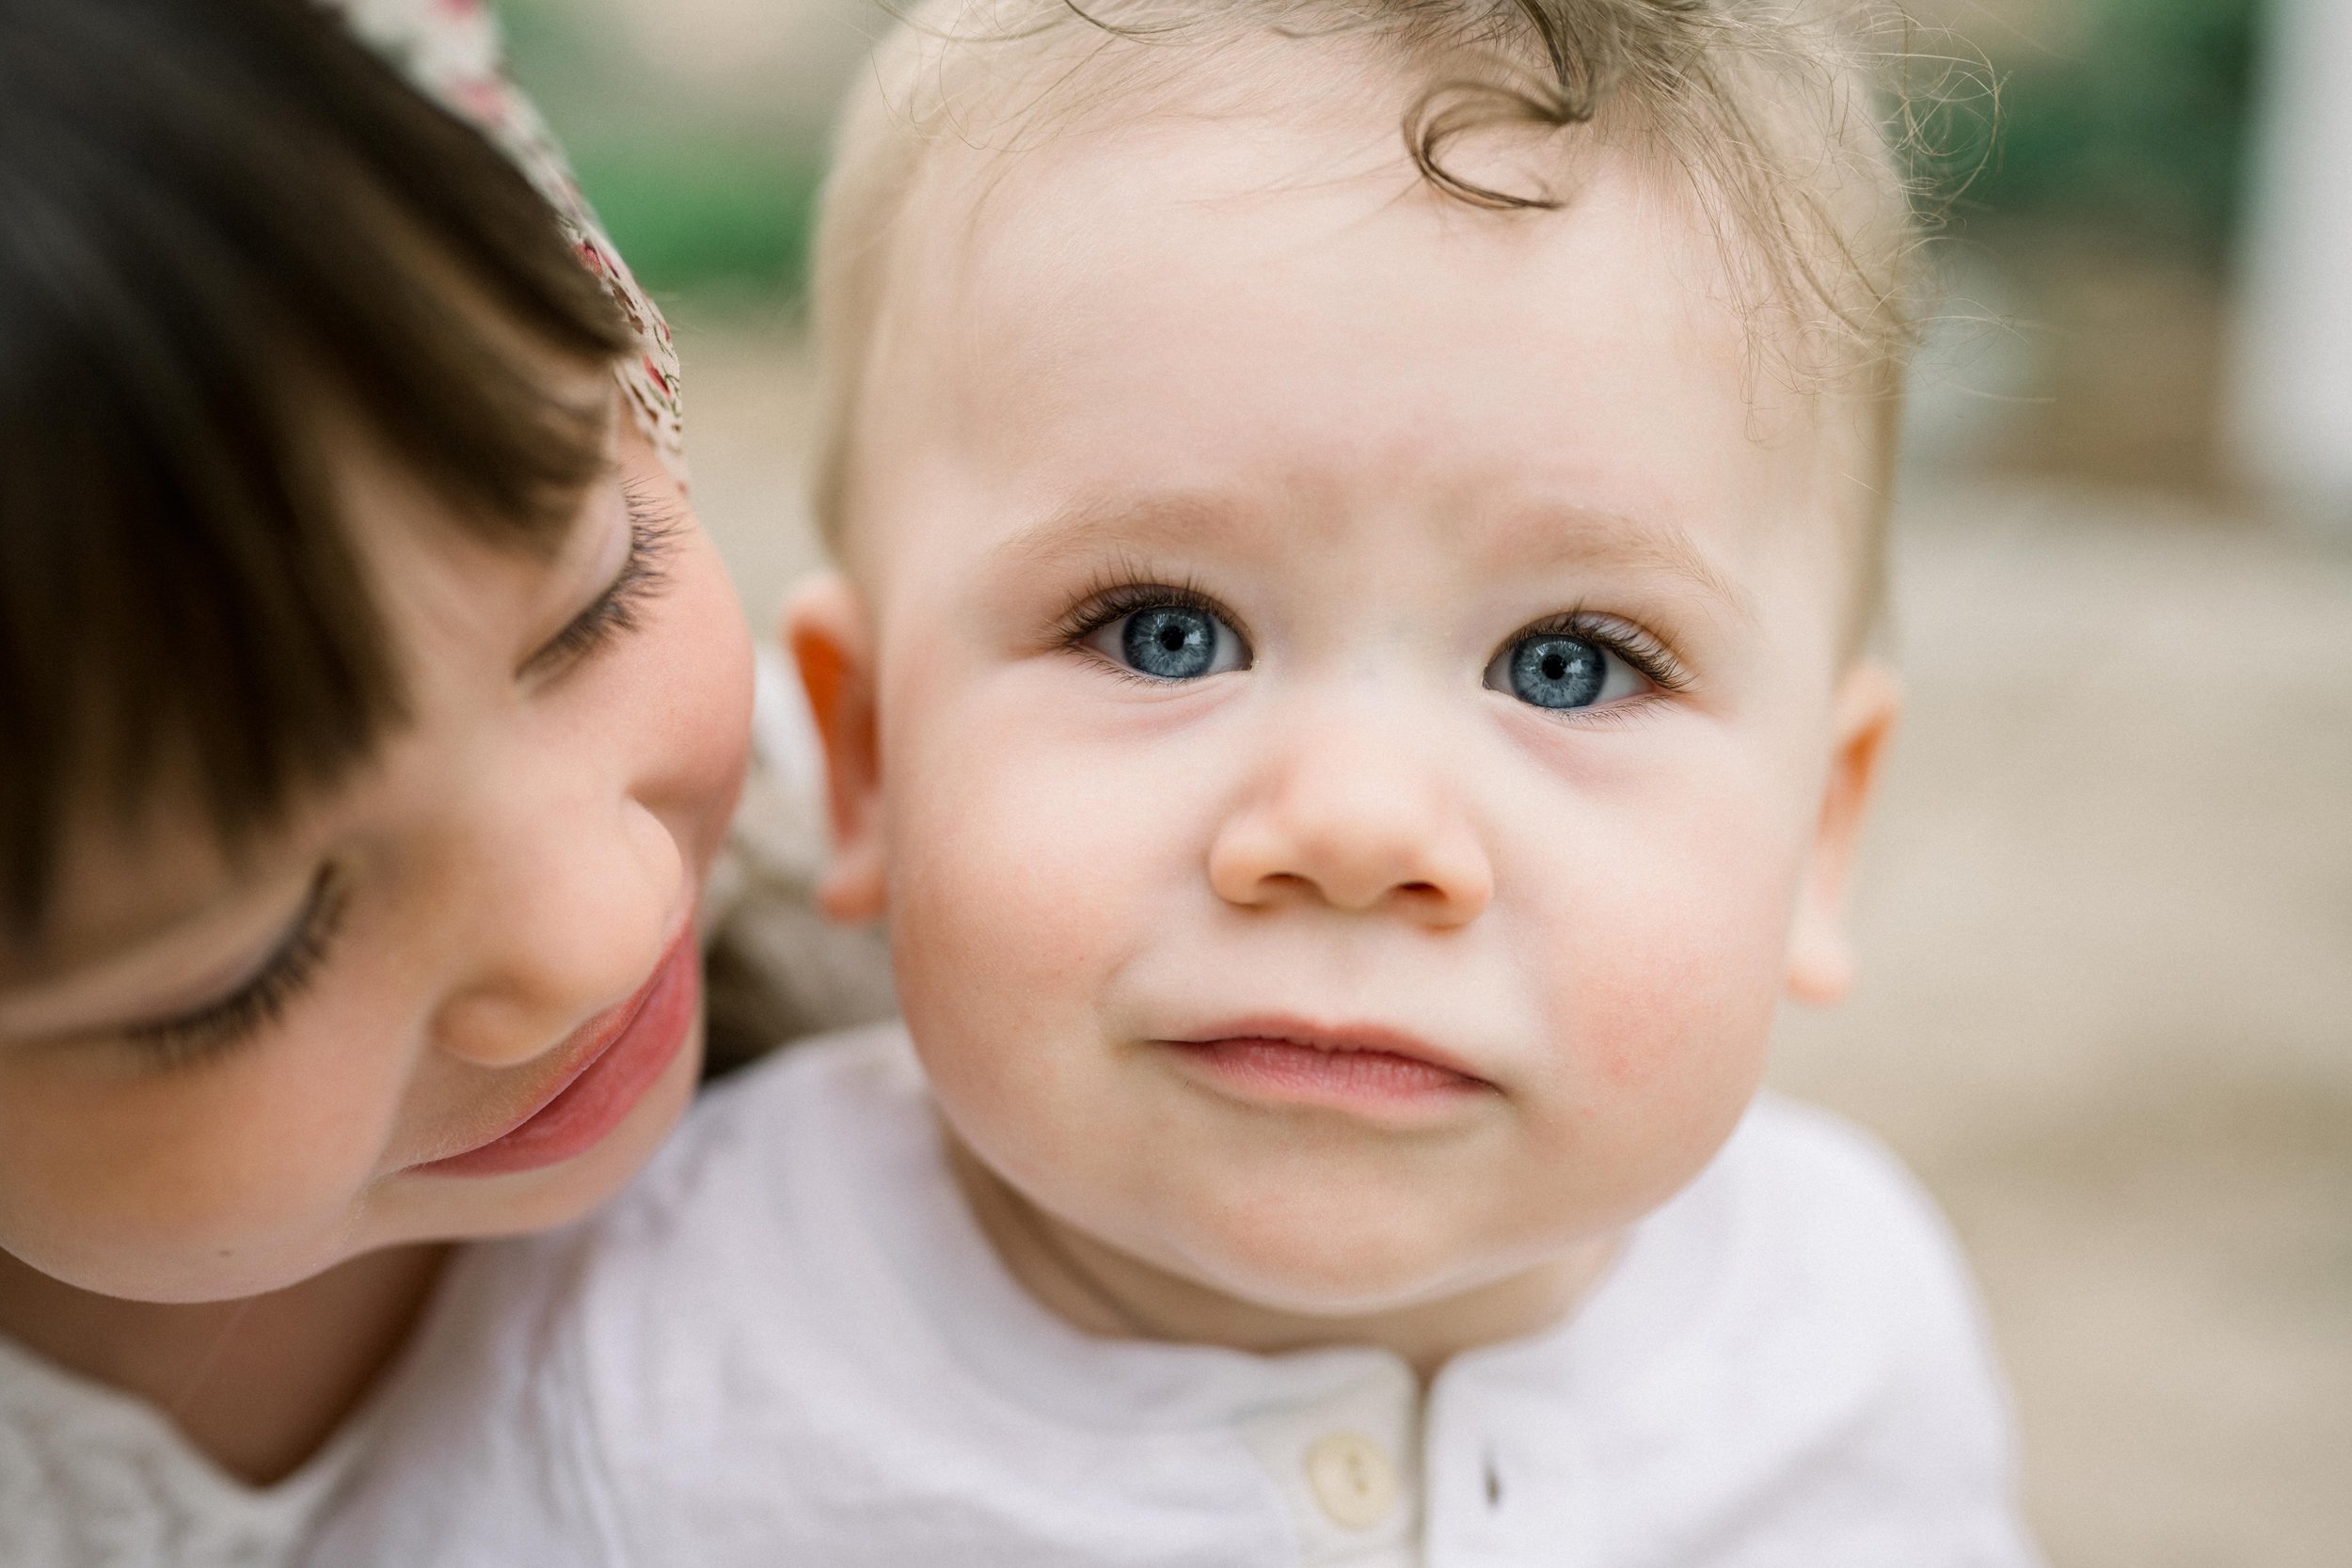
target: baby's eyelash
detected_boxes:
[122,868,349,1069]
[536,491,682,669]
[1052,570,1239,650]
[1518,609,1692,692]
[1046,574,1686,695]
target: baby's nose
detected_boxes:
[1206,726,1491,927]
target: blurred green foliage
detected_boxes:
[1930,0,2264,260]
[498,0,821,300]
[563,139,821,299]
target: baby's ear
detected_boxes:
[783,574,888,926]
[1785,661,1901,1006]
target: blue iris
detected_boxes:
[1121,605,1220,679]
[1506,634,1606,709]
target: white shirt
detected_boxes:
[308,1025,2042,1567]
[0,1335,378,1568]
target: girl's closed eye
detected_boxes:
[1062,580,1250,682]
[120,866,350,1070]
[1485,611,1687,714]
[102,492,686,1075]
[525,488,683,676]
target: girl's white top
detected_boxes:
[0,1337,381,1568]
[304,1025,2044,1568]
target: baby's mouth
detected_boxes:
[1157,1019,1497,1117]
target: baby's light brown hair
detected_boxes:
[810,0,1928,638]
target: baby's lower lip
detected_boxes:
[1164,1036,1491,1115]
[411,930,698,1180]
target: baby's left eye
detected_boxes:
[1485,628,1650,710]
[1083,599,1248,681]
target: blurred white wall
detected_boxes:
[2231,0,2352,520]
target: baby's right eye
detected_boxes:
[1078,594,1248,681]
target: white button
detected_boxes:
[1303,1430,1398,1531]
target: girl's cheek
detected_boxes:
[0,1043,389,1296]
[637,530,755,879]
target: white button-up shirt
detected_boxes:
[308,1025,2041,1567]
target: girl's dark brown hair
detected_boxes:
[0,0,632,939]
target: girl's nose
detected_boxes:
[1206,711,1493,927]
[425,788,683,1070]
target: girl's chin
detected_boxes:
[7,1025,702,1307]
[374,1022,701,1247]
[4,1233,392,1307]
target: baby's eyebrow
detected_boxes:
[987,494,1251,578]
[995,493,1754,624]
[1491,504,1756,625]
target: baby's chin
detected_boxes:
[1179,1259,1504,1325]
[1128,1190,1584,1326]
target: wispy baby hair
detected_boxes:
[812,0,1926,562]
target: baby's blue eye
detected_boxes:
[1506,635,1604,708]
[1126,606,1217,678]
[1486,629,1645,710]
[1086,599,1246,680]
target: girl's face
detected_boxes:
[0,411,752,1304]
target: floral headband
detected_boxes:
[323,0,689,483]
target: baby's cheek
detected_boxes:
[889,712,1168,1014]
[1519,809,1793,1207]
[891,771,1090,1078]
[885,711,1199,1175]
[1571,928,1779,1094]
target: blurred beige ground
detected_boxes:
[673,311,2352,1568]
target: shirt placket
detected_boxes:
[1421,1362,1593,1566]
[1238,1358,1424,1567]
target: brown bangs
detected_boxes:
[0,0,631,940]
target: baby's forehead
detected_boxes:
[851,166,1858,677]
[815,5,1911,648]
[913,79,1697,316]
[868,102,1859,557]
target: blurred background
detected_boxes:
[500,1,2351,1560]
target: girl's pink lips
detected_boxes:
[1156,1018,1496,1117]
[410,927,699,1180]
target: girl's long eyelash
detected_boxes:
[123,869,349,1069]
[536,490,682,669]
[1522,609,1692,692]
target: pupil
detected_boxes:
[1160,625,1187,653]
[1541,652,1568,680]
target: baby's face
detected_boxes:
[808,100,1893,1318]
